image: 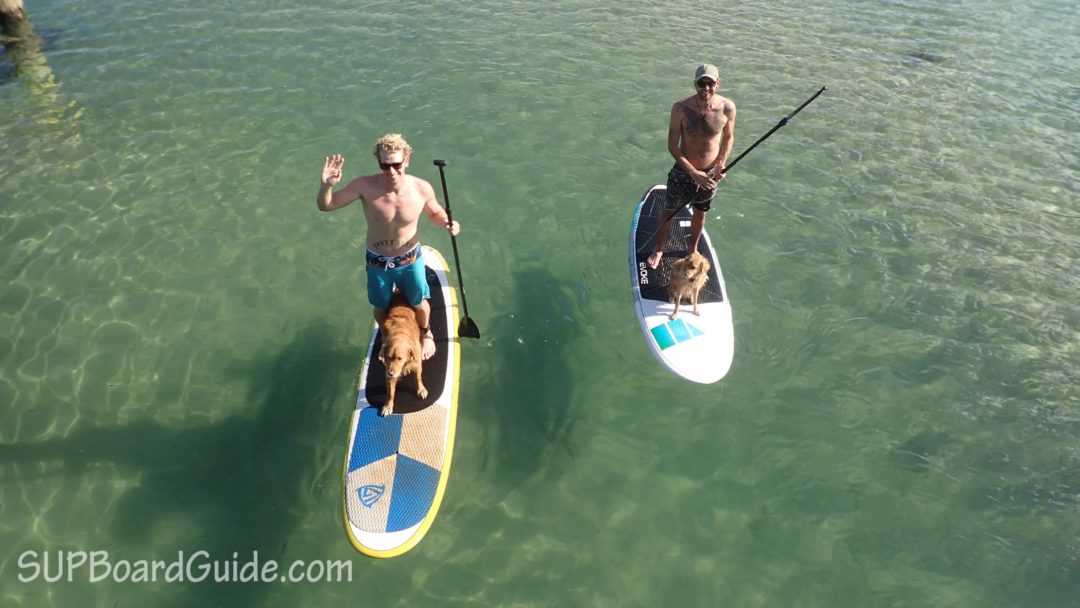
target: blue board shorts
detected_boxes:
[365,244,430,309]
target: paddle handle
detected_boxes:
[433,160,472,319]
[723,85,827,174]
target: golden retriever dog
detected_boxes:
[667,251,711,319]
[378,293,427,416]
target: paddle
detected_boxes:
[433,159,481,339]
[657,85,828,229]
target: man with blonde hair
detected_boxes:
[318,133,460,359]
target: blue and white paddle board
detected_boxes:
[342,246,461,558]
[630,184,734,383]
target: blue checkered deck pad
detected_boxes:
[349,408,402,471]
[347,407,446,533]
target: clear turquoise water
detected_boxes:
[1,0,1077,606]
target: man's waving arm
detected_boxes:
[317,154,362,212]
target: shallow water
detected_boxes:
[1,0,1078,606]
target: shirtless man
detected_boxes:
[317,133,460,359]
[647,64,736,269]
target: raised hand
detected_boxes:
[322,154,344,186]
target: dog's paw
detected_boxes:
[380,402,394,417]
[417,386,428,399]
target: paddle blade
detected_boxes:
[458,316,481,339]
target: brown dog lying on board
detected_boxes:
[667,251,711,320]
[379,292,427,416]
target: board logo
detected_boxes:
[650,319,705,350]
[358,484,386,508]
[638,262,649,285]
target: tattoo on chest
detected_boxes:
[683,104,721,135]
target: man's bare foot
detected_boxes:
[420,328,436,360]
[647,251,664,269]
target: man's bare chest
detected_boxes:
[365,194,423,222]
[684,104,726,137]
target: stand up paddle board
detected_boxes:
[342,246,461,558]
[630,184,734,383]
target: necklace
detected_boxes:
[696,95,712,116]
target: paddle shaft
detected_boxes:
[658,86,827,228]
[433,160,478,336]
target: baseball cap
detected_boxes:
[694,64,719,83]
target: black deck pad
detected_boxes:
[634,187,724,304]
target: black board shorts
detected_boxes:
[665,163,717,212]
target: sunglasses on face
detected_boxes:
[696,79,717,88]
[379,161,404,171]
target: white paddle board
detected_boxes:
[629,184,734,383]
